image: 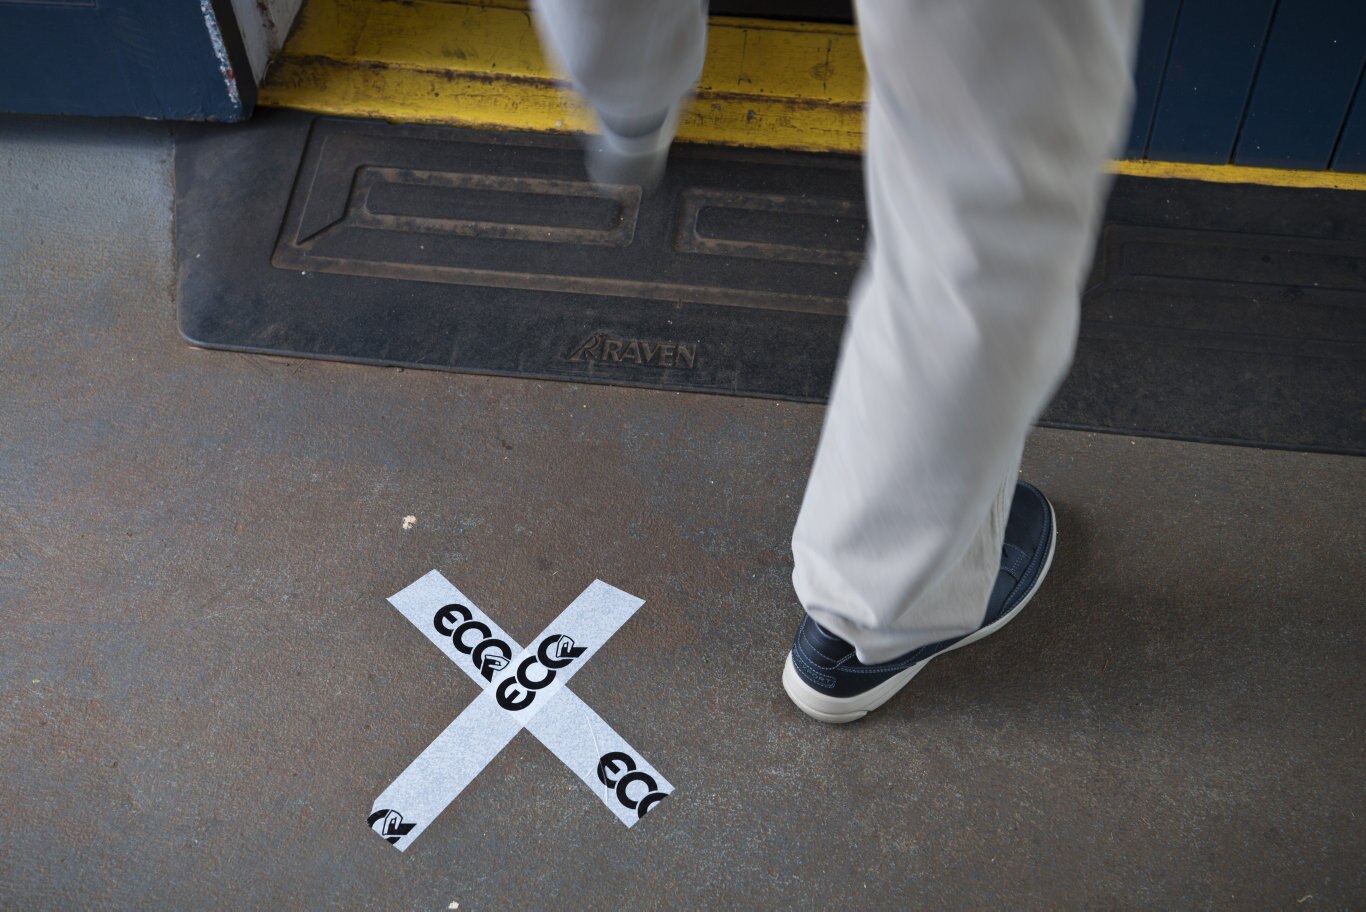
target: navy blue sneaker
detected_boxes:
[783,480,1057,723]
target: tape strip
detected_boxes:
[526,690,674,827]
[370,690,521,849]
[387,570,523,687]
[482,579,642,723]
[372,571,673,850]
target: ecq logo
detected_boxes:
[368,808,416,845]
[596,751,668,819]
[433,602,512,680]
[495,633,586,711]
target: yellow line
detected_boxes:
[261,0,1366,187]
[1107,158,1366,191]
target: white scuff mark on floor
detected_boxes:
[448,903,460,910]
[402,515,417,530]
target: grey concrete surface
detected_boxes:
[1,115,1363,910]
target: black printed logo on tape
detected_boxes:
[434,603,512,680]
[368,808,416,845]
[495,633,586,711]
[597,751,668,819]
[372,574,671,848]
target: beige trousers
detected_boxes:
[534,0,1140,662]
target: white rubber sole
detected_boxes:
[783,499,1058,724]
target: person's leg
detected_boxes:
[532,0,707,184]
[789,1,1139,691]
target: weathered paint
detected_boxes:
[258,0,866,153]
[201,0,242,109]
[257,0,1366,183]
[228,0,305,80]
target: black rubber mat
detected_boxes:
[176,110,1365,454]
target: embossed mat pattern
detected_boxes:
[176,111,1364,454]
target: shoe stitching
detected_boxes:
[1001,543,1029,578]
[833,652,921,675]
[807,642,849,663]
[994,485,1053,615]
[1008,489,1053,609]
[826,634,933,672]
[796,623,922,684]
[797,616,856,665]
[811,639,923,676]
[789,648,837,690]
[834,645,957,674]
[835,664,917,675]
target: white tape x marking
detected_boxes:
[370,571,673,851]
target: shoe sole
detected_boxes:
[782,495,1057,724]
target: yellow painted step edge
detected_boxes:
[261,55,866,154]
[1106,159,1366,191]
[260,0,1366,190]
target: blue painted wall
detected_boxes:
[1129,0,1366,172]
[1333,84,1366,172]
[1235,0,1366,168]
[0,0,253,122]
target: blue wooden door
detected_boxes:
[1128,0,1366,172]
[0,0,254,121]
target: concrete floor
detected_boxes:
[1,115,1362,910]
